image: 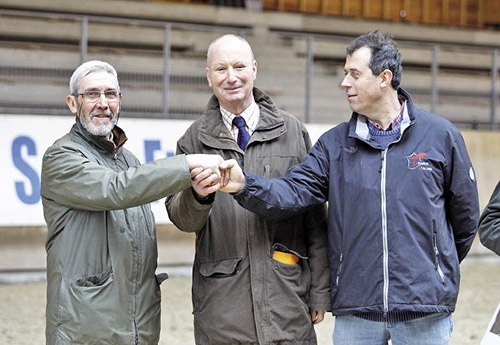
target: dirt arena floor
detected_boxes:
[1,257,499,345]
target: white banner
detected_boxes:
[0,114,331,226]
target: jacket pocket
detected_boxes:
[74,270,113,287]
[57,270,119,342]
[271,243,307,265]
[199,257,242,278]
[433,232,446,286]
[335,253,343,287]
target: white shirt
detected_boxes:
[220,100,260,141]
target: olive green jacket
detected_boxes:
[166,88,330,345]
[41,119,192,345]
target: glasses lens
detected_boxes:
[104,90,120,101]
[84,91,100,101]
[82,90,120,103]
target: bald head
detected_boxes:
[206,34,255,68]
[205,34,257,114]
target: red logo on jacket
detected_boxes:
[406,152,431,171]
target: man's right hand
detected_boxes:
[190,167,220,198]
[219,159,246,193]
[185,154,224,178]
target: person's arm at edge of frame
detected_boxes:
[478,180,500,256]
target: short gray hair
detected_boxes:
[69,60,119,94]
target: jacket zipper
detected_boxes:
[134,318,138,344]
[119,150,139,343]
[380,149,389,317]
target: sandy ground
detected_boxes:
[1,257,499,345]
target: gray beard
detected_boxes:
[80,108,118,137]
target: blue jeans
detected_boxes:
[333,313,453,345]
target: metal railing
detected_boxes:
[0,8,498,129]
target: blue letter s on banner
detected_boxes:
[12,136,40,205]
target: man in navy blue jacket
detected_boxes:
[219,30,480,345]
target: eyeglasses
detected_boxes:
[73,90,122,103]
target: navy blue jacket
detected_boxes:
[235,88,479,317]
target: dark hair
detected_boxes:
[346,30,402,89]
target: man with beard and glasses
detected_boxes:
[41,60,224,345]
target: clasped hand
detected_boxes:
[186,155,245,198]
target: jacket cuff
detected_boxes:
[309,297,332,312]
[192,188,215,204]
[233,172,253,199]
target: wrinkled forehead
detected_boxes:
[208,37,254,65]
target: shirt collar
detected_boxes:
[221,100,260,136]
[368,101,405,131]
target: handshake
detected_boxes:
[185,154,245,198]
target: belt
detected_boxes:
[273,250,299,265]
